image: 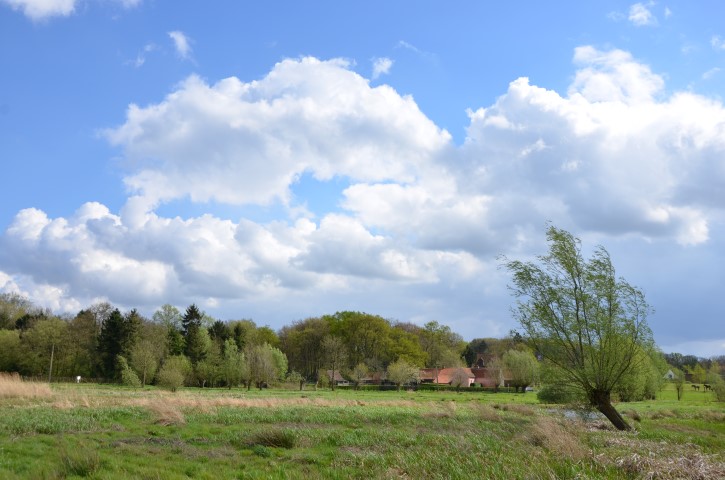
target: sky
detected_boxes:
[1,1,724,358]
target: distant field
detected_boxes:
[0,380,723,479]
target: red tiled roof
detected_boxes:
[419,368,475,385]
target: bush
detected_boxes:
[117,355,141,388]
[709,376,725,402]
[536,384,580,404]
[156,356,190,392]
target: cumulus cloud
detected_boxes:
[1,0,76,20]
[628,2,657,26]
[372,57,393,79]
[463,47,725,246]
[3,47,725,349]
[105,57,450,206]
[0,200,483,316]
[168,30,192,59]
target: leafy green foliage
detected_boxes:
[117,355,141,388]
[504,226,654,430]
[387,358,419,390]
[156,356,190,392]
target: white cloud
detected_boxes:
[105,57,450,206]
[703,67,721,80]
[459,47,725,246]
[168,30,192,59]
[3,48,725,349]
[372,57,393,79]
[1,0,76,20]
[628,2,657,26]
[128,43,156,68]
[664,6,672,18]
[1,0,141,20]
[711,35,725,51]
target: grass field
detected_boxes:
[0,377,723,479]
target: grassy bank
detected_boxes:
[0,378,722,479]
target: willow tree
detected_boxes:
[504,226,654,430]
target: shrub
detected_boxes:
[710,377,725,402]
[536,384,579,404]
[156,356,190,392]
[117,355,141,388]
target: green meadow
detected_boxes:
[1,380,723,479]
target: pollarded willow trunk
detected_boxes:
[590,390,631,431]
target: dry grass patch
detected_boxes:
[493,403,536,416]
[649,409,678,420]
[595,432,725,479]
[470,402,502,422]
[0,372,52,399]
[422,401,458,419]
[694,410,725,422]
[525,416,588,461]
[146,400,186,426]
[624,409,642,422]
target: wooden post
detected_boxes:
[48,343,55,383]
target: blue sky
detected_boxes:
[1,1,724,357]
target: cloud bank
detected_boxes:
[2,47,725,350]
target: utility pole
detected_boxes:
[48,343,55,383]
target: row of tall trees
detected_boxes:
[0,292,540,389]
[279,312,468,383]
[0,297,287,389]
[0,290,719,403]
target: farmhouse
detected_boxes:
[417,367,504,388]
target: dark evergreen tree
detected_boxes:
[209,320,231,349]
[463,338,488,367]
[167,327,185,356]
[184,322,207,365]
[97,308,143,380]
[181,304,202,335]
[122,309,142,356]
[97,309,125,379]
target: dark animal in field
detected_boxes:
[704,384,712,391]
[692,384,700,391]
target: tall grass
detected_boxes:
[0,372,52,399]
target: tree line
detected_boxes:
[0,294,550,391]
[0,291,721,399]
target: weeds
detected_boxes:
[525,416,588,461]
[470,402,501,422]
[146,400,186,426]
[0,372,52,399]
[59,445,101,477]
[246,429,297,449]
[0,384,722,479]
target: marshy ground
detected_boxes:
[0,377,723,479]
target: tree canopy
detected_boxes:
[504,226,654,430]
